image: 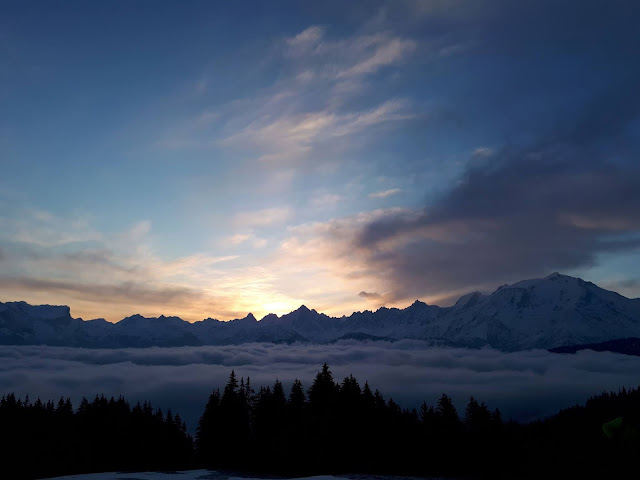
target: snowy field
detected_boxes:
[40,471,446,480]
[40,471,216,480]
[41,471,325,480]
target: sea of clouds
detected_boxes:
[2,341,639,433]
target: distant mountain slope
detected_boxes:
[1,273,639,351]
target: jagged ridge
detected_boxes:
[1,273,639,351]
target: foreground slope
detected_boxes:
[2,273,639,350]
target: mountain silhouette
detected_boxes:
[1,273,639,351]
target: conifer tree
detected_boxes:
[308,363,338,414]
[288,379,305,410]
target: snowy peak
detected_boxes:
[6,301,71,320]
[453,291,486,310]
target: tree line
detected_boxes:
[0,393,192,479]
[195,363,640,478]
[2,363,639,479]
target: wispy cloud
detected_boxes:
[369,188,402,199]
[221,99,414,165]
[163,24,420,172]
[225,233,268,249]
[228,233,251,245]
[232,207,292,228]
[311,192,343,209]
[472,146,493,158]
[286,25,325,53]
[285,27,416,79]
[0,208,103,247]
[335,35,416,78]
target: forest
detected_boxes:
[2,363,639,479]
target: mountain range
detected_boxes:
[1,273,639,352]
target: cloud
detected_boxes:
[358,291,381,299]
[259,207,434,310]
[602,278,640,300]
[286,26,325,52]
[0,208,270,322]
[197,109,220,124]
[0,276,202,308]
[227,234,251,245]
[251,237,268,249]
[335,35,416,78]
[221,99,414,165]
[171,24,421,171]
[311,193,343,209]
[613,278,640,290]
[472,147,493,158]
[225,74,640,309]
[346,81,640,302]
[0,203,396,323]
[0,208,103,247]
[1,343,639,435]
[232,207,292,228]
[437,42,470,58]
[369,188,401,199]
[224,233,268,250]
[286,26,415,79]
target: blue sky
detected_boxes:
[1,0,639,321]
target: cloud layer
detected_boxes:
[2,343,639,434]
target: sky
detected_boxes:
[1,0,639,322]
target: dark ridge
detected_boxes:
[329,331,396,343]
[549,337,640,356]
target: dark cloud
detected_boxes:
[358,291,381,299]
[1,343,639,434]
[353,77,640,301]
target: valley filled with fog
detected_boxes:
[3,341,639,434]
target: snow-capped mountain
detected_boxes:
[1,273,639,351]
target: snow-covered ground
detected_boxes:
[40,471,446,480]
[41,471,339,480]
[41,471,212,480]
